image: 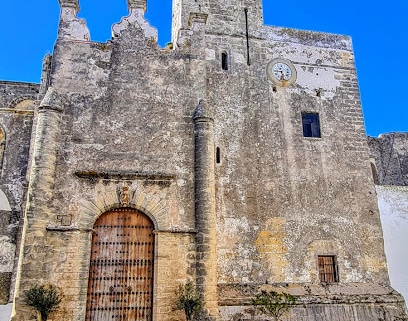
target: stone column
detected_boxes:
[11,89,63,321]
[193,100,220,320]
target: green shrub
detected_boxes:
[175,281,203,321]
[23,284,62,321]
[251,290,296,321]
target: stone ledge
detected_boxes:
[154,229,197,234]
[262,26,352,51]
[74,170,176,182]
[218,283,405,306]
[46,224,93,233]
[0,108,34,115]
[46,226,197,235]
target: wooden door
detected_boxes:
[86,208,155,321]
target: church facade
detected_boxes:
[0,0,407,320]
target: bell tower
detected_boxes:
[172,0,263,45]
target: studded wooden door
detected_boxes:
[86,208,155,321]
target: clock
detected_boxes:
[272,62,292,81]
[267,58,297,87]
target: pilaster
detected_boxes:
[11,89,63,321]
[193,100,220,320]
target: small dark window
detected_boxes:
[302,112,321,138]
[318,255,338,283]
[221,52,228,70]
[216,147,221,164]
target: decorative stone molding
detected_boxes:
[74,170,175,182]
[112,8,158,41]
[188,12,208,27]
[0,109,34,115]
[193,99,213,123]
[45,224,82,232]
[38,88,68,113]
[79,185,168,230]
[58,1,90,41]
[154,229,197,234]
[127,0,146,12]
[58,0,79,11]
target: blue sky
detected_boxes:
[1,0,406,137]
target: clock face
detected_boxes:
[267,58,297,87]
[272,63,292,81]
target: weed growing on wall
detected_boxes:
[175,281,203,321]
[251,290,296,321]
[23,284,62,321]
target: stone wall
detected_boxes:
[369,134,408,309]
[219,283,406,320]
[368,133,408,186]
[0,81,38,305]
[207,25,383,287]
[172,0,264,46]
[0,81,38,110]
[12,24,204,320]
[6,0,408,320]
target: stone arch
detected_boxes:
[80,184,167,231]
[7,95,36,110]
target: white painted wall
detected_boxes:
[0,189,11,211]
[377,185,408,307]
[0,303,12,320]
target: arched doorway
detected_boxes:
[86,208,155,321]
